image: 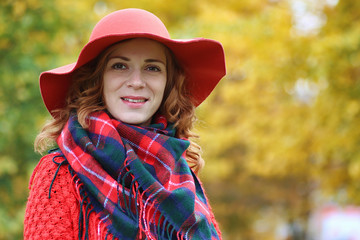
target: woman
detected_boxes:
[24,8,226,240]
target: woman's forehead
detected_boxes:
[107,38,167,61]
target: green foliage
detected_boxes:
[0,0,95,239]
[1,0,359,239]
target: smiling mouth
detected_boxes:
[121,97,148,103]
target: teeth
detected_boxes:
[123,98,147,103]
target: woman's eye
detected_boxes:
[146,66,161,72]
[111,63,127,70]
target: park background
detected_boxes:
[1,0,360,239]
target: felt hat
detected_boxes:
[40,8,226,116]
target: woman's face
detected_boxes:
[103,38,167,126]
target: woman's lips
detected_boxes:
[121,96,148,108]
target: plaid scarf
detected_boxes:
[57,111,221,240]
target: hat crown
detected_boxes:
[89,8,170,42]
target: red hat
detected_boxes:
[40,8,226,116]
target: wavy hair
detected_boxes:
[34,39,204,173]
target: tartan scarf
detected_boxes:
[57,111,221,240]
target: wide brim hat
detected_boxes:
[40,8,226,116]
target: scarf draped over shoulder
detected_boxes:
[56,111,221,240]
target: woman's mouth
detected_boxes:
[121,96,149,107]
[121,97,148,103]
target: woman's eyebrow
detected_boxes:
[108,56,130,61]
[109,56,166,65]
[144,59,166,65]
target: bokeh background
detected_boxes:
[1,0,360,239]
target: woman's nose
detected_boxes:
[126,70,145,89]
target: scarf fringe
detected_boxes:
[117,162,185,240]
[47,151,186,240]
[121,167,178,239]
[71,167,124,240]
[47,151,98,240]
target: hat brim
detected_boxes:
[40,33,226,116]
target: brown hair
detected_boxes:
[34,39,204,173]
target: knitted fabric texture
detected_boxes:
[56,111,221,240]
[24,153,119,239]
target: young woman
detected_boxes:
[24,8,226,240]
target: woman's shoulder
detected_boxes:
[28,151,69,190]
[24,151,79,239]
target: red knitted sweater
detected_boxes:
[24,153,117,239]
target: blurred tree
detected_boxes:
[192,0,360,239]
[309,0,360,202]
[0,0,98,238]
